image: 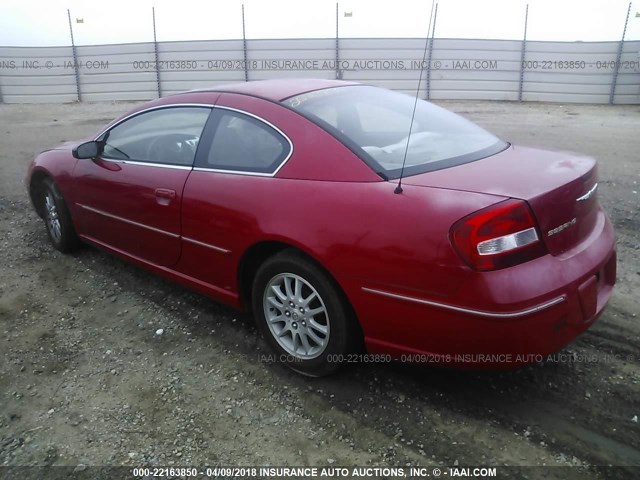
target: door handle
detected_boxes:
[155,188,176,199]
[154,188,176,205]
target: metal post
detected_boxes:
[0,81,3,103]
[518,4,529,102]
[609,2,632,104]
[425,3,438,100]
[152,7,162,97]
[335,3,341,79]
[242,4,249,82]
[67,9,81,102]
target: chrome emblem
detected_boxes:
[547,218,577,237]
[576,183,598,202]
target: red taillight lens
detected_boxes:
[450,199,547,271]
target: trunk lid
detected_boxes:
[404,145,599,256]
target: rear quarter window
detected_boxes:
[197,109,291,175]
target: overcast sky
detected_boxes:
[1,0,639,46]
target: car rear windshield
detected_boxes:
[284,85,508,179]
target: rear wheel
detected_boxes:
[40,178,80,253]
[252,250,358,376]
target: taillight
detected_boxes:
[450,199,547,271]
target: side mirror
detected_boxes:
[72,141,100,159]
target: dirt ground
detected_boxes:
[0,100,639,479]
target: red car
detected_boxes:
[26,79,616,376]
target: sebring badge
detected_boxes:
[547,218,577,237]
[547,183,598,237]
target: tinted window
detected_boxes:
[285,86,507,178]
[102,107,211,166]
[199,110,290,174]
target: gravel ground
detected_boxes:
[0,100,639,479]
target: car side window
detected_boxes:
[198,110,291,174]
[102,107,211,166]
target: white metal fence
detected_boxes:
[1,37,639,104]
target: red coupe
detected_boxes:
[26,79,616,376]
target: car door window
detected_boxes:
[198,110,291,174]
[102,107,211,166]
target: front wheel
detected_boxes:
[40,178,80,253]
[252,250,359,377]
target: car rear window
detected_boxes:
[284,85,508,179]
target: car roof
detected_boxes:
[184,78,359,102]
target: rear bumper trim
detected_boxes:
[361,287,566,319]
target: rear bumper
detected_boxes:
[349,210,616,368]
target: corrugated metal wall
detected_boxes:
[0,38,638,104]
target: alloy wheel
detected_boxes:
[263,273,330,359]
[44,191,62,243]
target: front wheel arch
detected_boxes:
[29,170,52,218]
[37,176,81,253]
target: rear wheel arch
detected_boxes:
[247,245,364,376]
[237,241,363,339]
[238,241,338,309]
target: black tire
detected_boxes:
[40,178,80,253]
[252,250,359,377]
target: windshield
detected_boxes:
[284,85,508,179]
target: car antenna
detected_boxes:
[395,0,436,195]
